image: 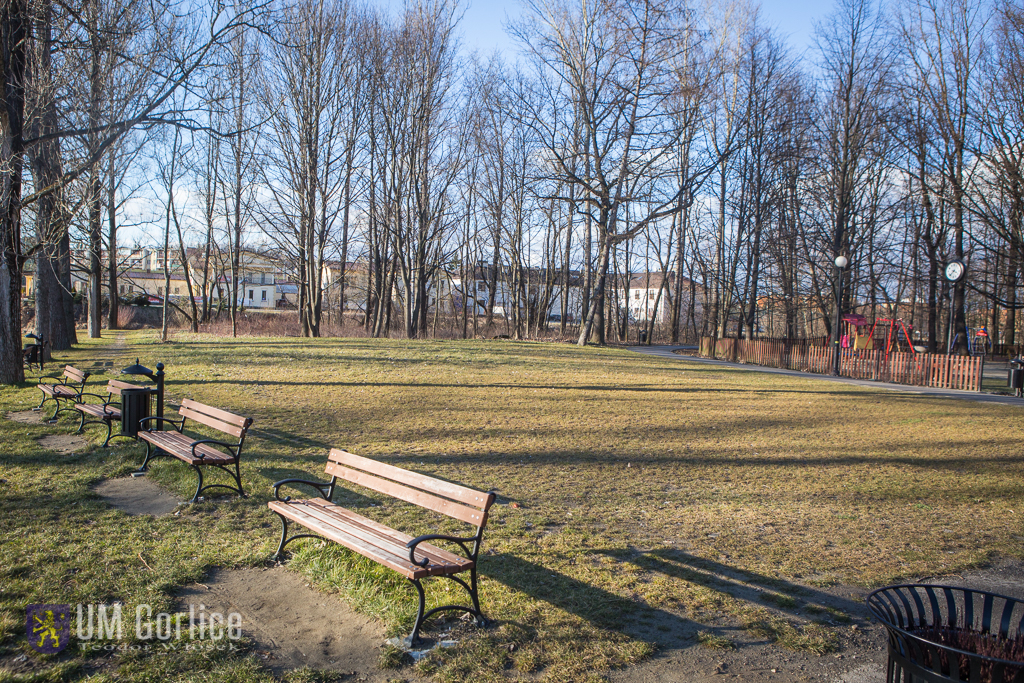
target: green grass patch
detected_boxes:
[696,630,734,650]
[1,331,1022,680]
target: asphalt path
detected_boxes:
[628,345,1024,408]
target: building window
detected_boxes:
[634,291,640,300]
[174,287,180,295]
[261,290,267,301]
[248,289,254,300]
[649,292,655,300]
[157,286,163,295]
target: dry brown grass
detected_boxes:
[2,331,1022,682]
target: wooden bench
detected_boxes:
[269,449,497,647]
[136,399,253,503]
[35,365,90,422]
[73,379,150,447]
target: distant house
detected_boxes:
[447,264,585,321]
[22,253,88,300]
[614,272,703,325]
[321,260,368,313]
[118,270,191,300]
[183,249,283,309]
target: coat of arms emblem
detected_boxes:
[26,604,71,654]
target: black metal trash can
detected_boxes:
[639,330,648,344]
[867,584,1024,683]
[119,388,151,438]
[24,344,43,370]
[1010,359,1024,397]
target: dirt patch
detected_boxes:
[37,433,89,454]
[176,567,410,680]
[6,410,42,424]
[610,559,1024,683]
[608,583,886,683]
[92,477,182,516]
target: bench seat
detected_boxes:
[76,402,120,420]
[141,430,239,466]
[268,497,473,580]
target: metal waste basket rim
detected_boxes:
[866,583,1024,670]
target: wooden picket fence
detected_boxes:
[699,337,984,392]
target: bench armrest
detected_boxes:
[74,392,108,404]
[407,533,479,568]
[272,478,335,502]
[190,439,239,460]
[38,375,65,384]
[140,416,184,432]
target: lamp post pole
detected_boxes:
[831,255,849,376]
[154,362,164,423]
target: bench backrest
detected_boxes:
[325,449,495,528]
[63,366,89,384]
[106,379,147,396]
[178,399,253,441]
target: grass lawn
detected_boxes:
[1,331,1022,682]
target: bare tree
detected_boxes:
[899,0,989,352]
[1,0,270,383]
[515,0,706,346]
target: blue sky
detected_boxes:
[367,0,834,60]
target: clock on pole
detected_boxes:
[944,260,965,283]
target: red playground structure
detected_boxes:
[840,313,918,361]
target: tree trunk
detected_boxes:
[0,0,28,384]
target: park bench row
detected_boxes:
[33,364,496,647]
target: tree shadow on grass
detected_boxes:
[250,427,332,451]
[178,375,892,397]
[482,551,704,648]
[482,547,872,652]
[592,547,872,626]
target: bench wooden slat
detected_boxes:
[176,406,247,439]
[274,500,466,572]
[41,385,79,398]
[62,366,88,382]
[328,449,491,509]
[140,431,237,464]
[325,460,488,527]
[269,500,431,578]
[300,498,471,568]
[269,501,470,579]
[76,404,120,418]
[181,398,252,429]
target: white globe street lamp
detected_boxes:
[831,256,849,376]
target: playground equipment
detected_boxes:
[840,314,917,361]
[967,327,990,356]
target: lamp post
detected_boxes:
[943,260,966,354]
[121,359,165,428]
[831,255,849,376]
